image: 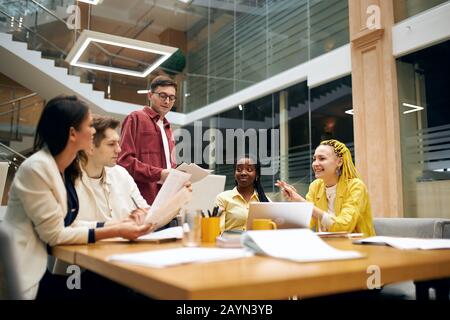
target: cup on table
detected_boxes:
[201,217,221,243]
[181,210,202,247]
[252,218,277,230]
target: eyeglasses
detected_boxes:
[153,92,176,102]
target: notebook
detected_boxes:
[242,229,364,263]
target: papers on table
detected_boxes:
[176,162,212,183]
[138,226,183,242]
[145,169,192,227]
[216,231,244,248]
[242,229,364,263]
[108,247,253,268]
[317,232,364,239]
[354,236,450,250]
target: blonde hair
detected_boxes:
[320,139,360,181]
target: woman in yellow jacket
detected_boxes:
[276,139,376,237]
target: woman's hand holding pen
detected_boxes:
[275,180,306,202]
[116,221,155,240]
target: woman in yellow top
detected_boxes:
[276,139,376,236]
[215,155,269,231]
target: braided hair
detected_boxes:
[320,139,360,181]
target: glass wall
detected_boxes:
[397,40,450,218]
[176,75,354,200]
[394,0,449,23]
[184,0,349,112]
[0,0,349,112]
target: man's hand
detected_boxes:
[127,208,147,225]
[183,181,192,192]
[160,169,170,183]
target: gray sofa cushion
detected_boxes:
[374,218,450,239]
[374,218,450,300]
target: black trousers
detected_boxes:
[36,269,151,300]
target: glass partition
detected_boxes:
[178,75,353,200]
[394,0,449,23]
[397,40,450,218]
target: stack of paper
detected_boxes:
[354,236,450,250]
[242,229,364,262]
[108,247,253,268]
[176,162,212,183]
[317,231,364,239]
[145,169,192,227]
[138,226,183,242]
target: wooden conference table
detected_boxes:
[52,238,450,300]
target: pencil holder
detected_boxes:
[201,217,221,243]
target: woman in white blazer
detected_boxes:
[3,95,154,299]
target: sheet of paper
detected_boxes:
[146,187,192,228]
[242,229,363,262]
[176,162,212,183]
[145,169,191,225]
[317,232,364,239]
[354,236,450,250]
[138,226,183,241]
[108,247,253,268]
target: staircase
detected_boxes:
[0,32,143,119]
[0,0,184,124]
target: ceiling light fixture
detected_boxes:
[137,89,149,94]
[402,103,424,114]
[77,0,102,5]
[66,30,178,77]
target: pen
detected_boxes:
[130,195,140,209]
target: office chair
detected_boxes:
[0,225,22,299]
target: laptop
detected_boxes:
[246,202,313,230]
[185,174,226,212]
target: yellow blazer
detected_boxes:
[306,178,376,237]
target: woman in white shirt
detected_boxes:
[3,95,154,299]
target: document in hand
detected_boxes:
[145,169,192,227]
[353,236,450,250]
[242,229,364,262]
[138,226,183,242]
[108,247,253,268]
[176,162,212,183]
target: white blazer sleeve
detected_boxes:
[14,162,90,246]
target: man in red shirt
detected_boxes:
[118,76,177,205]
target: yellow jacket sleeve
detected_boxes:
[306,180,319,231]
[328,179,367,233]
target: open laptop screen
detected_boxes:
[246,202,313,230]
